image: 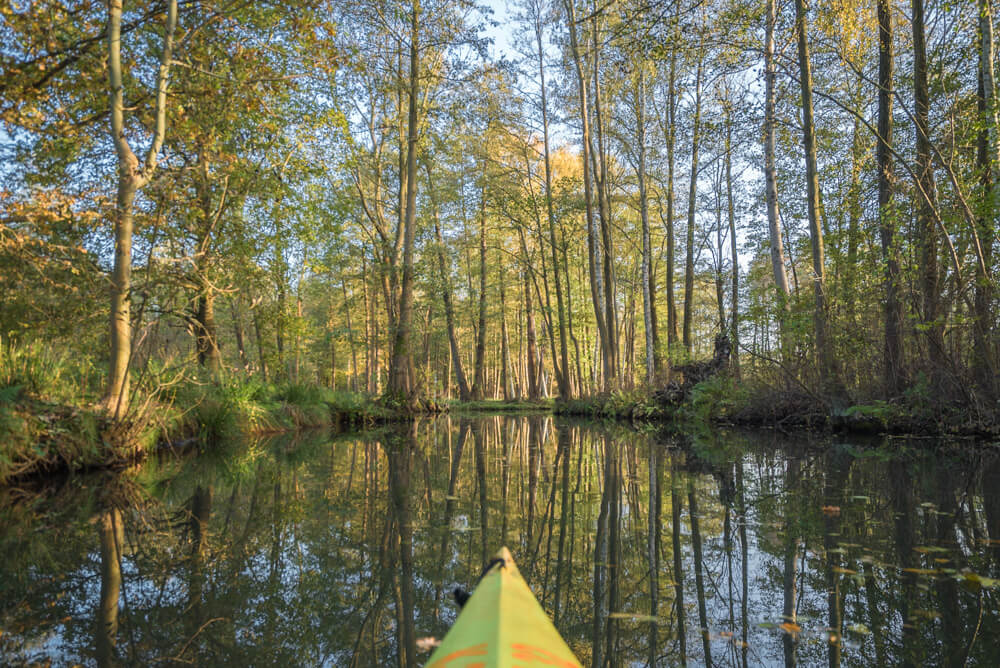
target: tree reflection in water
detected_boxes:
[2,417,1000,666]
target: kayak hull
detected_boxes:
[425,546,582,668]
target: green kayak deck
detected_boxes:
[425,546,582,668]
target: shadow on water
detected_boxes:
[2,418,1000,666]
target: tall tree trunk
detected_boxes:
[636,68,656,384]
[230,297,249,372]
[976,0,998,397]
[342,277,359,391]
[666,27,680,352]
[564,0,610,391]
[525,272,541,399]
[427,167,471,400]
[591,14,619,389]
[912,0,944,376]
[105,0,178,418]
[500,261,513,400]
[535,8,572,399]
[472,178,488,399]
[764,0,792,324]
[387,1,421,403]
[795,0,838,394]
[878,0,904,395]
[725,97,741,377]
[683,51,704,354]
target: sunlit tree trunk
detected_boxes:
[682,51,704,354]
[534,3,572,399]
[725,98,740,377]
[525,272,541,399]
[500,263,513,400]
[472,179,489,399]
[795,0,839,395]
[764,0,791,328]
[591,14,619,389]
[387,0,421,403]
[636,68,656,385]
[665,28,680,353]
[105,0,178,418]
[564,0,610,391]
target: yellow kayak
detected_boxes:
[425,546,582,668]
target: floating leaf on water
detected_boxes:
[821,505,841,516]
[902,567,939,576]
[608,612,661,623]
[778,622,802,635]
[914,545,949,554]
[416,637,439,652]
[847,623,871,635]
[850,495,870,502]
[962,572,1000,590]
[832,566,857,575]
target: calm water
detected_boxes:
[2,416,1000,666]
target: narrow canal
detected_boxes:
[3,416,999,666]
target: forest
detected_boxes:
[2,0,1000,461]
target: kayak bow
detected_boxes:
[425,546,582,668]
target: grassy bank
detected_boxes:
[0,343,393,485]
[556,374,1000,438]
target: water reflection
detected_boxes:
[2,417,1000,666]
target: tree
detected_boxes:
[105,0,178,418]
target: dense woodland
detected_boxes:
[3,0,1000,418]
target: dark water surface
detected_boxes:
[3,416,1000,666]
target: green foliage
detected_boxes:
[679,376,750,425]
[0,341,99,405]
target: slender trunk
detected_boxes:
[230,297,249,371]
[683,51,704,354]
[195,288,220,376]
[253,309,268,381]
[342,277,359,391]
[795,0,838,394]
[878,0,904,395]
[764,0,792,322]
[500,263,513,400]
[564,0,610,388]
[525,272,541,400]
[912,0,943,372]
[725,100,740,377]
[636,69,656,384]
[428,170,471,400]
[388,1,421,403]
[535,10,572,399]
[592,15,618,389]
[105,0,178,418]
[976,0,997,397]
[666,31,680,351]
[472,177,488,399]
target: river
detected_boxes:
[2,415,999,666]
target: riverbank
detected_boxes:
[556,376,1000,439]
[0,365,393,485]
